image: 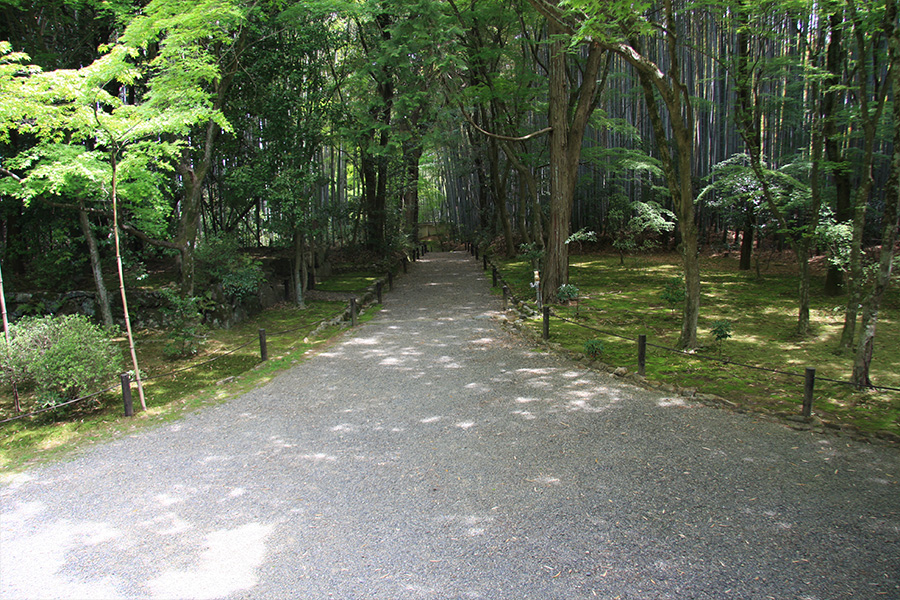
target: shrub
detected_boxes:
[196,234,265,301]
[159,289,205,358]
[557,283,579,303]
[583,338,604,360]
[0,315,123,407]
[660,276,685,313]
[711,320,733,343]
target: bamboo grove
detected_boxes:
[0,0,898,386]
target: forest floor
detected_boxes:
[2,246,898,475]
[0,281,373,473]
[496,249,900,443]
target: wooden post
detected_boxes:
[638,334,647,377]
[259,328,268,361]
[502,286,509,310]
[542,306,550,340]
[803,367,815,417]
[121,373,133,417]
[350,298,358,327]
[376,281,383,304]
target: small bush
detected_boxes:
[160,289,206,358]
[711,320,733,343]
[196,234,265,301]
[0,315,123,407]
[583,338,604,360]
[557,283,579,303]
[660,276,685,313]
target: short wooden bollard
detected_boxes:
[803,367,815,417]
[259,328,268,361]
[121,373,133,417]
[492,267,498,288]
[637,334,647,377]
[350,298,358,327]
[388,271,394,290]
[376,281,383,304]
[502,285,509,310]
[542,306,550,340]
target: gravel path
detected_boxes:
[2,251,898,600]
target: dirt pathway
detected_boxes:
[2,251,898,599]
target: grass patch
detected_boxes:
[0,300,357,474]
[498,252,900,437]
[314,271,380,293]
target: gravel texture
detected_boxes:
[1,250,898,600]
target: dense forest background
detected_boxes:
[0,0,897,387]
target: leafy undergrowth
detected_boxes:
[497,252,900,439]
[0,299,360,474]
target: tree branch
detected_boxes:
[0,167,25,185]
[458,102,551,141]
[121,223,182,250]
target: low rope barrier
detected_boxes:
[476,251,900,423]
[552,309,900,393]
[0,383,119,424]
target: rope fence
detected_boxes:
[0,244,428,425]
[478,250,900,421]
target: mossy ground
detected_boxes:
[0,269,387,473]
[496,252,900,438]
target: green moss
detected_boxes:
[315,271,380,292]
[500,252,900,437]
[0,300,361,474]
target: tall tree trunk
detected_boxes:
[735,0,820,336]
[175,119,218,297]
[361,141,379,249]
[822,11,851,297]
[501,139,540,248]
[838,1,893,350]
[401,139,423,242]
[290,227,305,308]
[542,24,604,304]
[602,0,699,347]
[488,138,516,255]
[851,4,900,386]
[634,65,699,348]
[77,202,113,326]
[516,178,532,246]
